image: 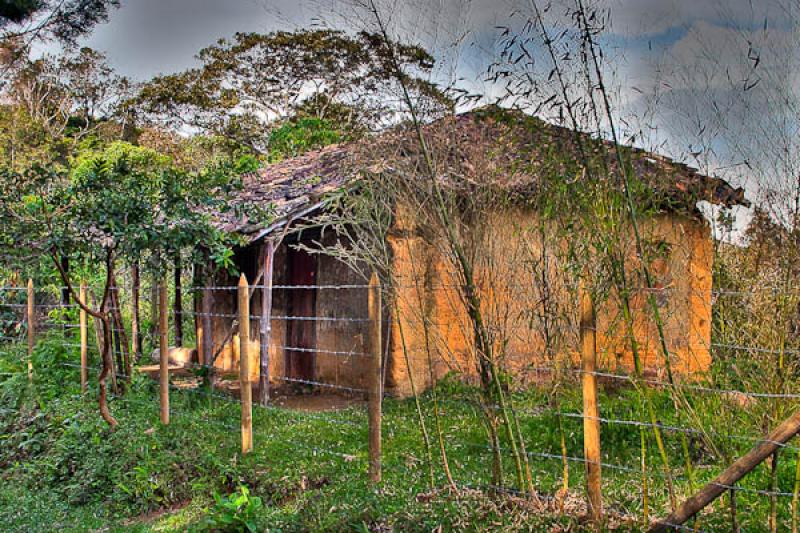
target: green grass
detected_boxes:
[0,331,798,531]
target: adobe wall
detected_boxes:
[386,205,713,397]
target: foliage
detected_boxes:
[267,117,342,162]
[0,333,796,532]
[0,104,70,172]
[135,29,450,154]
[134,129,260,174]
[0,141,246,272]
[0,46,130,173]
[0,0,120,45]
[0,140,255,426]
[200,486,263,532]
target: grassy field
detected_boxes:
[0,331,797,531]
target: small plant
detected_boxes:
[200,486,263,532]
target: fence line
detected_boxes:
[3,275,800,531]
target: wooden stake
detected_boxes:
[238,273,253,454]
[27,278,34,382]
[159,279,170,424]
[648,409,800,532]
[259,240,274,407]
[80,283,88,393]
[201,278,213,384]
[368,271,382,483]
[580,280,602,524]
[192,262,203,365]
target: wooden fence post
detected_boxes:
[580,280,602,524]
[159,279,170,424]
[201,281,213,385]
[259,240,274,407]
[238,273,253,454]
[80,282,88,393]
[368,271,382,483]
[27,278,34,382]
[648,409,800,532]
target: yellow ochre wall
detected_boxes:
[202,207,713,398]
[385,206,713,397]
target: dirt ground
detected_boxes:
[136,364,365,412]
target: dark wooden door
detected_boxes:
[286,247,317,382]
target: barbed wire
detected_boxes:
[3,275,800,531]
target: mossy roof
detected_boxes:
[213,107,748,240]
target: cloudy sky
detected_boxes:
[47,0,788,81]
[34,0,799,226]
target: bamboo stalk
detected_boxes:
[149,278,158,346]
[238,273,253,454]
[641,426,649,528]
[202,277,214,387]
[405,237,456,490]
[131,262,140,362]
[395,303,434,488]
[174,254,183,346]
[109,277,131,383]
[792,448,800,533]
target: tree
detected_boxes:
[1,0,119,46]
[0,142,251,427]
[60,47,131,129]
[135,29,451,154]
[0,45,131,173]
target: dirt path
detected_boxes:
[136,365,365,412]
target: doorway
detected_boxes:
[285,246,317,382]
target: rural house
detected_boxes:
[195,108,748,397]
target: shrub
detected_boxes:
[199,486,263,532]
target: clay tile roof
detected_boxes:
[214,107,749,240]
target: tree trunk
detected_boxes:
[202,268,214,387]
[174,253,183,346]
[89,291,116,393]
[109,277,131,382]
[149,276,158,347]
[52,252,117,428]
[192,261,203,364]
[60,256,70,306]
[258,240,274,406]
[111,314,124,390]
[131,261,141,362]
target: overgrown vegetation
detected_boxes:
[1,328,798,531]
[3,0,800,530]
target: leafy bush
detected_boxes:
[199,486,263,532]
[267,118,341,162]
